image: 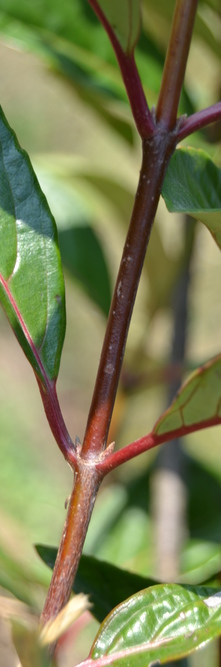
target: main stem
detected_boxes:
[41,127,178,629]
[41,0,199,634]
[81,128,177,460]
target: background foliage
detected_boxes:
[0,1,221,665]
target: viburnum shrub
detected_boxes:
[0,0,221,665]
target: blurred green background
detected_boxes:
[0,1,220,665]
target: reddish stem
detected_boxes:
[37,379,76,468]
[177,102,221,142]
[88,0,154,139]
[0,273,75,467]
[81,128,177,461]
[96,415,221,475]
[41,126,178,628]
[156,0,198,130]
[41,0,220,636]
[41,462,102,627]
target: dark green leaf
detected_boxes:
[59,225,111,317]
[0,107,65,384]
[35,545,156,623]
[90,583,221,665]
[162,148,221,249]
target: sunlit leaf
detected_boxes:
[96,0,141,53]
[0,107,65,385]
[90,584,221,666]
[162,147,221,249]
[36,544,156,623]
[154,354,221,436]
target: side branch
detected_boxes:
[176,102,221,142]
[88,0,154,138]
[96,416,221,475]
[156,0,198,130]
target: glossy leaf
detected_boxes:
[90,584,221,665]
[0,107,65,384]
[154,354,221,436]
[162,148,221,249]
[35,544,156,623]
[97,1,141,53]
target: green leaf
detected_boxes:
[35,545,156,623]
[34,166,112,316]
[90,583,221,665]
[154,354,221,436]
[162,148,221,249]
[59,225,111,317]
[0,107,65,384]
[96,1,141,53]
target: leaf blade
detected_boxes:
[162,147,221,249]
[35,544,156,623]
[0,107,65,384]
[90,583,221,665]
[154,354,221,437]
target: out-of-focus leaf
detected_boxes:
[180,540,221,585]
[162,148,221,249]
[0,107,65,385]
[90,584,221,666]
[142,0,221,60]
[187,458,221,542]
[85,463,221,584]
[154,354,221,436]
[96,1,141,53]
[35,167,111,316]
[12,622,52,667]
[59,225,111,316]
[36,545,156,623]
[0,544,46,607]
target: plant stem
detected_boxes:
[81,128,177,461]
[88,0,154,138]
[156,0,198,130]
[41,127,178,630]
[97,414,221,475]
[41,462,102,627]
[41,0,211,636]
[177,102,221,142]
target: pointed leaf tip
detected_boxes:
[0,107,65,384]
